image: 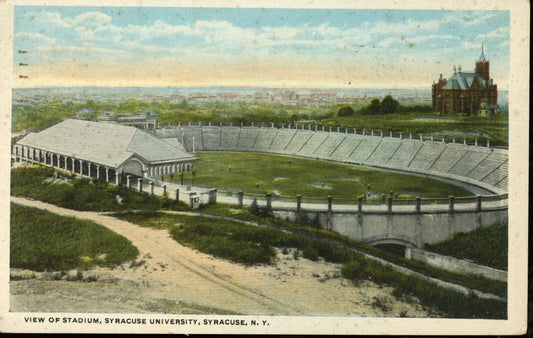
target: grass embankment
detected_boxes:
[11,166,186,211]
[167,152,473,200]
[113,210,505,319]
[11,203,138,271]
[199,204,507,298]
[320,112,508,146]
[425,224,507,270]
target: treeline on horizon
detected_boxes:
[11,97,508,146]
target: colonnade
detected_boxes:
[147,162,193,176]
[13,144,119,184]
[12,144,195,184]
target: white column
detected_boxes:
[105,168,109,182]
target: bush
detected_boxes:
[160,190,173,209]
[249,198,273,218]
[337,106,355,117]
[302,247,319,261]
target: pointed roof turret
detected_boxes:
[478,43,487,61]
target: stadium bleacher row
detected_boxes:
[158,126,508,193]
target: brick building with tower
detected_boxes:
[432,46,498,116]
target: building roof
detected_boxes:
[17,119,194,168]
[442,71,487,90]
[478,44,487,61]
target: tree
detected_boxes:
[379,95,399,115]
[369,98,381,115]
[337,106,355,117]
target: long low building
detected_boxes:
[12,119,196,185]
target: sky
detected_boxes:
[13,7,510,89]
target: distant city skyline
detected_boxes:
[13,7,509,89]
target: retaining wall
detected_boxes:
[409,248,507,282]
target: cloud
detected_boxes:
[34,44,131,62]
[66,11,112,27]
[24,11,71,28]
[15,32,56,45]
[476,26,509,41]
[262,26,302,40]
[365,18,441,36]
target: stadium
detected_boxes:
[13,119,508,254]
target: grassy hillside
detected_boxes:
[11,203,138,271]
[11,165,185,211]
[424,224,508,270]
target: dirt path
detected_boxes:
[10,196,430,316]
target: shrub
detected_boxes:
[160,190,173,209]
[337,106,355,117]
[302,247,319,261]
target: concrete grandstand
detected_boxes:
[155,124,508,194]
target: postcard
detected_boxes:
[0,0,529,334]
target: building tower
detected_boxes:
[475,43,490,81]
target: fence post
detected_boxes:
[327,196,332,212]
[416,196,421,213]
[163,185,167,194]
[175,188,180,201]
[449,196,455,213]
[238,191,244,207]
[266,193,272,209]
[476,195,482,212]
[358,196,363,213]
[388,197,393,213]
[209,189,217,204]
[150,181,154,195]
[296,194,301,213]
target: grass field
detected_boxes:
[167,152,474,200]
[425,224,508,270]
[11,203,138,271]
